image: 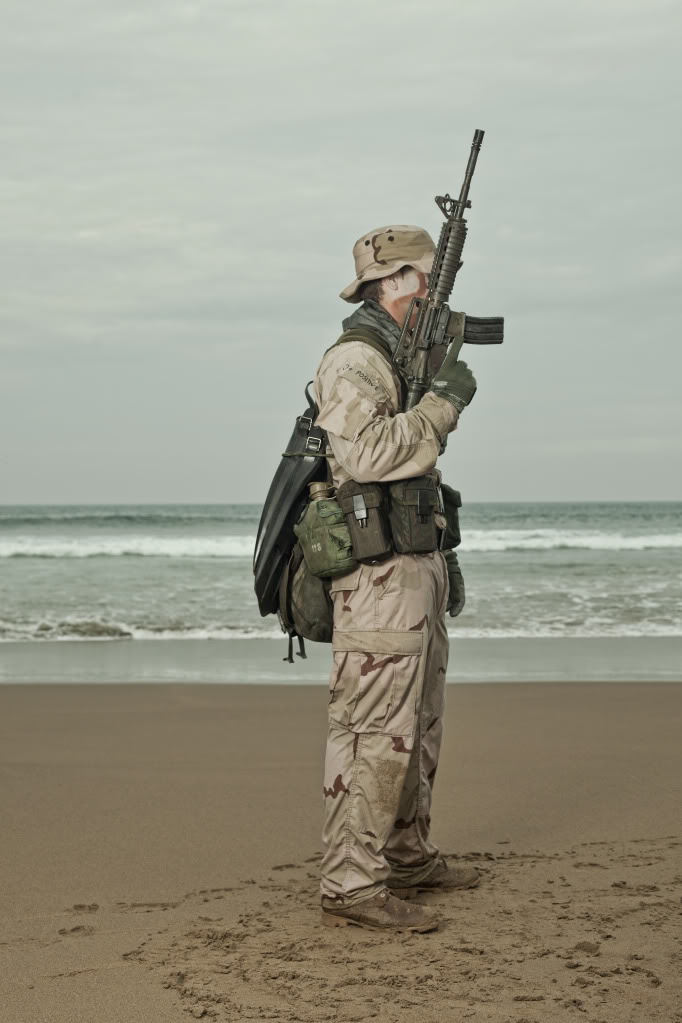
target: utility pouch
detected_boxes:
[441,484,462,549]
[278,541,334,654]
[337,480,393,562]
[387,472,443,554]
[294,496,356,579]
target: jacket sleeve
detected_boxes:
[314,342,458,483]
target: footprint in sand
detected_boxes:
[48,967,98,979]
[116,901,182,913]
[69,902,99,913]
[120,838,682,1023]
[572,940,600,955]
[58,924,95,937]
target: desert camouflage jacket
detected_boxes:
[313,301,458,488]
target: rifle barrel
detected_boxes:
[455,128,484,218]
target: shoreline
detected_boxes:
[1,635,681,684]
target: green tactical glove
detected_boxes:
[431,350,477,413]
[444,549,465,618]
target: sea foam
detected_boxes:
[2,530,682,558]
[0,536,256,558]
[460,529,682,552]
[2,619,682,642]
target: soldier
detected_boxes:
[314,225,480,933]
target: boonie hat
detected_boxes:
[340,224,436,303]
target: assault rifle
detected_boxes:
[392,129,504,410]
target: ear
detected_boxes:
[391,267,420,298]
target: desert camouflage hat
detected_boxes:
[340,225,436,303]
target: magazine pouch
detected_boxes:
[387,471,443,554]
[337,480,393,562]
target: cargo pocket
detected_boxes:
[330,630,424,738]
[328,564,363,617]
[328,567,363,715]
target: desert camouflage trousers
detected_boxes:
[320,551,450,907]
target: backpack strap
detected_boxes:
[329,326,407,409]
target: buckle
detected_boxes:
[353,493,368,528]
[297,415,313,430]
[305,434,323,453]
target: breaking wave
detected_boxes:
[461,530,682,552]
[0,619,284,642]
[2,618,682,642]
[2,530,682,558]
[0,536,256,558]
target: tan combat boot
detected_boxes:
[389,856,480,899]
[321,889,439,932]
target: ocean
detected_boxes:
[1,502,681,682]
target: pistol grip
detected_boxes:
[448,337,465,362]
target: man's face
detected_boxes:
[381,266,431,327]
[414,269,430,298]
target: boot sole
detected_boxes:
[389,876,480,900]
[321,911,438,933]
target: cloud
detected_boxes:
[1,0,681,500]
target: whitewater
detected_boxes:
[1,502,681,642]
[1,530,681,559]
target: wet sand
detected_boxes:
[1,682,681,1022]
[3,636,682,683]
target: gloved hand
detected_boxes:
[431,349,477,413]
[444,549,465,617]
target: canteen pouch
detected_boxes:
[387,472,443,554]
[441,483,462,550]
[294,496,356,579]
[278,541,333,645]
[337,480,393,562]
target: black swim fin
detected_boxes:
[253,383,328,618]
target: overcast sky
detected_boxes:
[2,0,681,503]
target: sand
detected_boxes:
[1,681,681,1023]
